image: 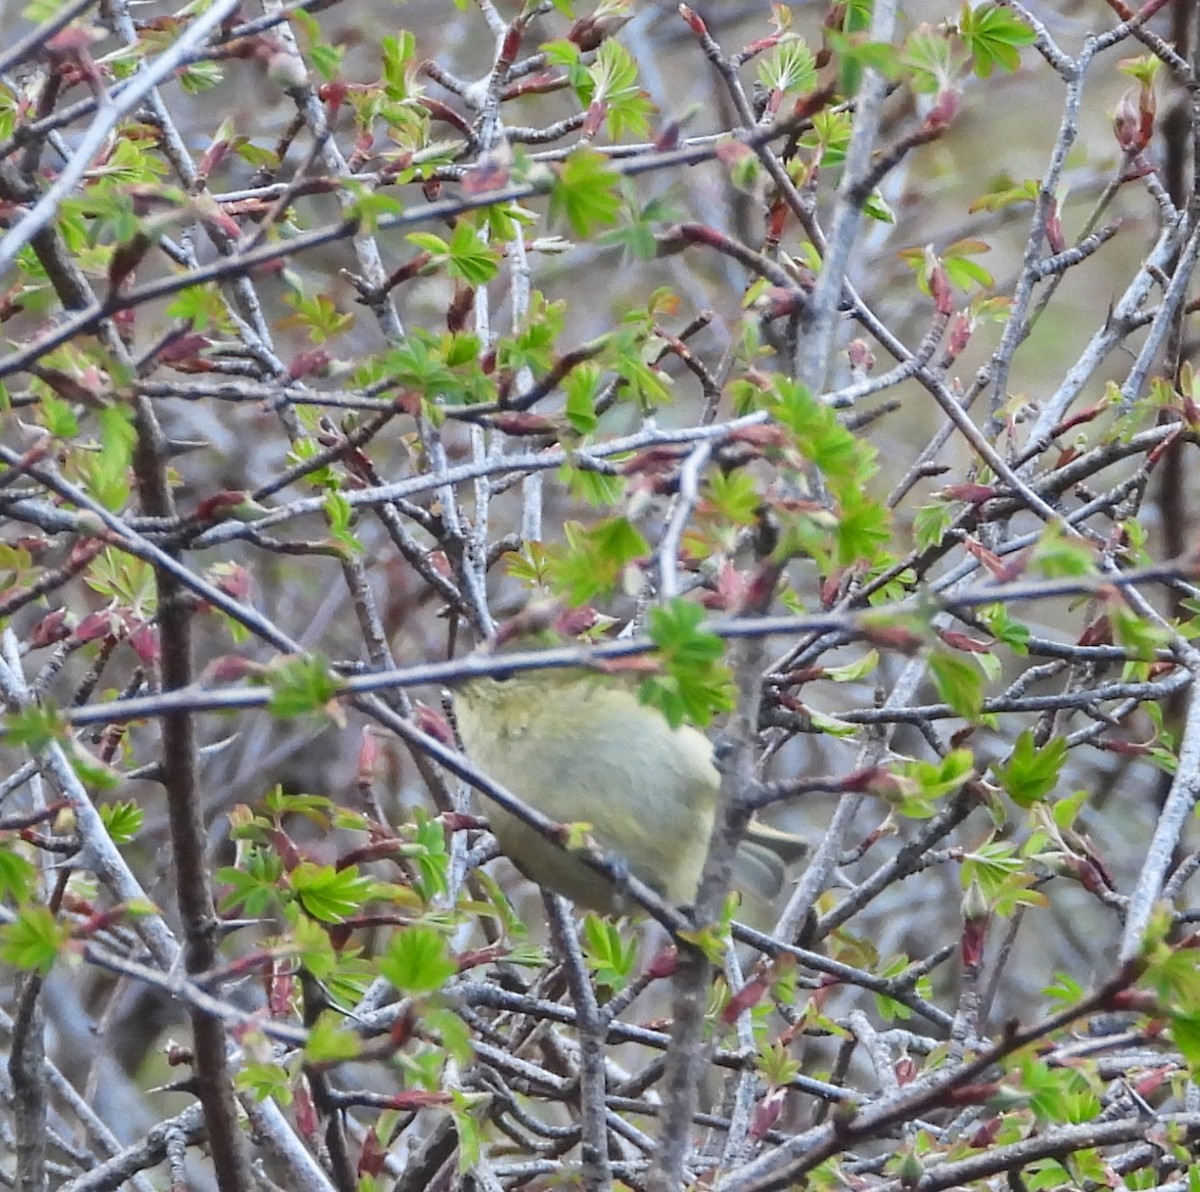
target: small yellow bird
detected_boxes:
[455,668,807,918]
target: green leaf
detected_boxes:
[0,905,66,974]
[282,291,354,344]
[995,730,1067,808]
[217,848,285,916]
[977,603,1030,654]
[264,786,336,825]
[602,189,682,261]
[495,293,566,377]
[836,489,891,567]
[267,655,343,722]
[1171,1012,1200,1071]
[379,924,458,995]
[582,914,637,990]
[550,150,622,237]
[561,460,627,505]
[99,800,143,844]
[38,389,79,438]
[1110,605,1170,662]
[323,491,363,557]
[757,38,818,96]
[705,469,761,527]
[799,108,853,166]
[410,221,500,286]
[237,1061,293,1103]
[825,650,880,684]
[381,31,419,99]
[898,750,975,801]
[929,648,984,718]
[291,913,339,981]
[563,363,602,435]
[2,701,66,751]
[548,517,648,603]
[1017,1056,1101,1125]
[901,25,961,94]
[585,40,653,140]
[0,846,37,902]
[640,600,734,729]
[872,954,933,1021]
[85,405,136,510]
[304,1010,363,1063]
[1043,971,1086,1005]
[377,330,492,408]
[410,811,450,901]
[85,548,156,610]
[962,840,1044,914]
[958,1,1036,78]
[289,862,374,923]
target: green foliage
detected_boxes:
[408,812,451,903]
[407,220,501,286]
[890,750,974,818]
[977,603,1030,654]
[289,862,376,923]
[1029,526,1097,578]
[548,517,648,603]
[995,731,1067,808]
[237,1061,293,1104]
[640,599,734,728]
[1016,1055,1101,1125]
[823,651,880,684]
[603,188,681,261]
[798,108,854,167]
[961,840,1046,915]
[757,38,818,97]
[1110,604,1170,661]
[912,500,957,554]
[98,800,143,844]
[756,1039,802,1088]
[559,460,627,506]
[0,846,37,903]
[2,701,66,752]
[380,32,421,100]
[279,291,355,344]
[0,538,34,590]
[323,491,363,557]
[743,376,890,572]
[217,847,286,917]
[582,914,637,991]
[287,437,340,491]
[267,655,344,722]
[494,293,566,377]
[704,468,761,528]
[84,549,156,612]
[550,150,622,237]
[343,181,406,231]
[901,25,962,93]
[379,924,458,995]
[0,905,65,974]
[957,1,1036,77]
[900,240,994,293]
[580,40,653,141]
[563,362,603,434]
[928,647,985,719]
[80,406,136,511]
[35,388,79,438]
[304,1010,363,1063]
[872,954,934,1021]
[374,330,494,411]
